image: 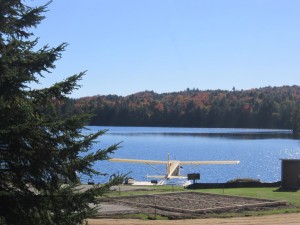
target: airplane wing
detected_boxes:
[146,175,166,178]
[109,158,240,165]
[168,175,187,179]
[109,158,168,164]
[180,160,240,165]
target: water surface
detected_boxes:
[82,126,300,184]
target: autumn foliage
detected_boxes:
[60,86,300,129]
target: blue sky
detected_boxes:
[30,0,300,98]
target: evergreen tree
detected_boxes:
[0,1,122,224]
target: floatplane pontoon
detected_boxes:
[109,155,240,186]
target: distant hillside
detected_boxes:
[59,86,300,129]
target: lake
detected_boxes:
[81,126,300,184]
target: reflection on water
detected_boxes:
[109,131,293,140]
[81,126,300,184]
[101,127,294,139]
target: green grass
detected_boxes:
[103,185,184,197]
[192,187,300,216]
[101,185,300,219]
[196,187,300,207]
[107,185,300,207]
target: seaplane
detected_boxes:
[109,155,240,186]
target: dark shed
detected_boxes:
[281,159,300,189]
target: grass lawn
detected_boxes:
[106,185,300,205]
[196,187,300,207]
[103,185,300,217]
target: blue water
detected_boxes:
[81,126,300,184]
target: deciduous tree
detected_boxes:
[291,104,300,136]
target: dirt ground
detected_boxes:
[98,192,289,219]
[88,213,300,225]
[90,187,299,224]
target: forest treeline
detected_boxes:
[58,86,300,129]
